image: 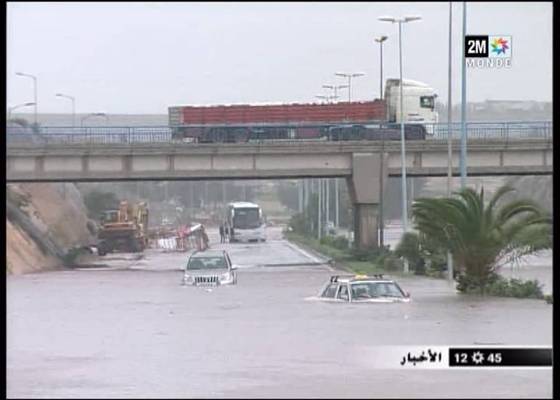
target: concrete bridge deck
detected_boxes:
[6,138,553,182]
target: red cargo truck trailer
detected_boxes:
[169,79,438,143]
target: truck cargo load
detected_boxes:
[169,78,438,143]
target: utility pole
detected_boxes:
[334,179,339,228]
[322,84,348,103]
[447,1,454,283]
[317,179,322,239]
[298,180,304,213]
[379,14,422,273]
[460,1,468,188]
[55,93,76,127]
[325,178,331,229]
[375,35,389,247]
[15,72,37,125]
[335,72,365,102]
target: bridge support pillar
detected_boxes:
[347,152,388,250]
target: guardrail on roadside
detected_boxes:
[6,120,552,146]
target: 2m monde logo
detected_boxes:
[465,35,512,68]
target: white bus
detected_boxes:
[225,202,266,243]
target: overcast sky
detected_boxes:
[7,2,552,114]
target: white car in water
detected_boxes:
[182,250,238,286]
[310,274,411,303]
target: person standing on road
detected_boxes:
[201,226,210,250]
[219,224,225,243]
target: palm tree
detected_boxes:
[410,185,552,293]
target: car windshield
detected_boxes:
[187,256,227,270]
[350,282,404,299]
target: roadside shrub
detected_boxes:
[332,236,349,250]
[394,232,426,275]
[426,259,448,278]
[544,294,553,304]
[492,278,544,299]
[457,273,544,299]
[382,254,403,271]
[349,246,393,267]
[320,235,349,250]
[62,247,84,266]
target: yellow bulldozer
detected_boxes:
[97,201,149,256]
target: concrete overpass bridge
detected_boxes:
[7,134,552,249]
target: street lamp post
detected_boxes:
[323,82,349,230]
[375,35,388,248]
[374,36,388,99]
[55,93,76,128]
[15,72,38,125]
[316,93,339,104]
[447,2,454,283]
[460,2,468,188]
[379,15,422,273]
[81,112,107,127]
[334,72,365,102]
[322,84,349,103]
[7,102,36,120]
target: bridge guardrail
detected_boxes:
[6,121,552,146]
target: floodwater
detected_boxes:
[7,227,553,398]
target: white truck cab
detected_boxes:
[384,79,439,135]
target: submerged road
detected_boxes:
[7,227,552,398]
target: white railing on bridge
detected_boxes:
[6,121,552,146]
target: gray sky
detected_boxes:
[7,2,552,114]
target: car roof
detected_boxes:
[189,250,228,258]
[329,274,396,284]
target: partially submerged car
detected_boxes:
[182,250,237,286]
[312,274,410,303]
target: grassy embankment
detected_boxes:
[284,231,409,277]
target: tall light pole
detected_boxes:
[7,102,36,120]
[334,72,365,102]
[379,15,422,273]
[15,72,37,125]
[374,36,388,99]
[315,94,338,103]
[55,93,76,127]
[447,2,454,283]
[460,2,468,188]
[317,179,322,240]
[322,84,348,103]
[324,82,348,230]
[375,35,388,247]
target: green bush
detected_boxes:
[332,236,349,250]
[394,232,427,275]
[62,247,84,266]
[289,213,309,235]
[544,294,552,304]
[319,235,349,251]
[457,273,544,299]
[382,254,403,271]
